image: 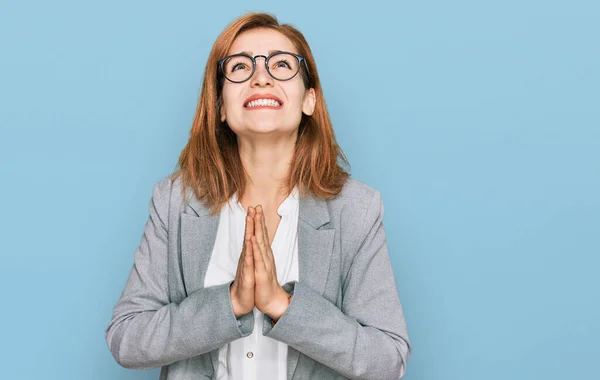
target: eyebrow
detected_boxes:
[235,49,285,56]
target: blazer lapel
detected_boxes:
[287,192,335,379]
[297,192,335,295]
[180,196,220,296]
[181,196,222,374]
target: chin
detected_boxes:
[247,123,278,134]
[244,123,297,136]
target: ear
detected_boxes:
[302,88,316,116]
[220,102,226,122]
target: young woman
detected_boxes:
[105,12,411,380]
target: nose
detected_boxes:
[250,56,273,88]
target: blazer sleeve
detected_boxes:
[263,190,412,380]
[104,179,254,369]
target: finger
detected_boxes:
[254,206,270,265]
[253,205,263,247]
[258,205,275,265]
[238,213,252,269]
[236,238,247,279]
[260,205,270,247]
[245,207,255,241]
[242,237,255,286]
[236,245,244,277]
[240,207,255,271]
[251,235,266,273]
[245,237,254,271]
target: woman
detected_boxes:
[105,12,411,380]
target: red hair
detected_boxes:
[172,12,350,214]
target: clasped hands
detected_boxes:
[230,205,291,321]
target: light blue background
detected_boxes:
[1,0,598,379]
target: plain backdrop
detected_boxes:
[1,1,598,379]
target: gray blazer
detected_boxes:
[105,174,411,380]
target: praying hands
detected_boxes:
[230,205,292,321]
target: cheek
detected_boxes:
[285,85,308,113]
[221,90,239,120]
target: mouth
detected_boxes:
[243,94,284,110]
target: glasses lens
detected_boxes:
[268,53,300,81]
[223,55,254,82]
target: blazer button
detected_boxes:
[246,351,254,359]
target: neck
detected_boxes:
[237,134,296,208]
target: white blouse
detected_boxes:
[203,187,300,380]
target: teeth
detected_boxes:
[246,98,281,108]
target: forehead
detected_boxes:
[228,28,297,56]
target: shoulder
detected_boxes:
[327,177,383,216]
[148,172,190,215]
[325,178,385,236]
[321,178,387,262]
[336,177,380,201]
[150,172,178,202]
[150,171,218,219]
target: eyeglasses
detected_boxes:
[217,51,310,83]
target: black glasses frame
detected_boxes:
[217,51,310,83]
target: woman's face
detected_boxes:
[219,28,316,139]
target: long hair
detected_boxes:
[172,12,350,214]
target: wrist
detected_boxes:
[230,284,242,318]
[268,289,292,323]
